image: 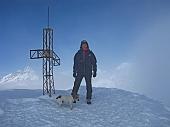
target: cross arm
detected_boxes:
[30,49,60,66]
[30,49,44,59]
[53,51,60,66]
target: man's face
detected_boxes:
[82,43,88,50]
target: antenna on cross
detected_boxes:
[48,6,50,28]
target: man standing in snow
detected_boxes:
[71,40,97,104]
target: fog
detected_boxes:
[132,15,170,106]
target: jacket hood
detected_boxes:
[80,40,89,49]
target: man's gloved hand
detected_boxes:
[73,72,77,78]
[93,71,96,77]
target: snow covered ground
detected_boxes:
[0,86,170,127]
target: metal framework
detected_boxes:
[30,7,60,97]
[30,28,60,97]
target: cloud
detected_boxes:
[131,14,170,105]
[52,62,136,91]
[93,62,136,91]
[54,70,74,90]
[53,62,137,92]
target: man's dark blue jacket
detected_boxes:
[73,42,97,77]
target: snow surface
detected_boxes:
[0,86,170,127]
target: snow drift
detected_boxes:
[0,86,170,127]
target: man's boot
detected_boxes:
[87,99,91,104]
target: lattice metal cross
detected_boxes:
[30,8,60,97]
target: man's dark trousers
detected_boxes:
[72,74,92,100]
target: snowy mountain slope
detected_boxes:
[0,67,40,89]
[0,67,38,84]
[0,87,170,127]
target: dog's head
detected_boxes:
[56,95,64,104]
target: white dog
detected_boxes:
[56,95,75,110]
